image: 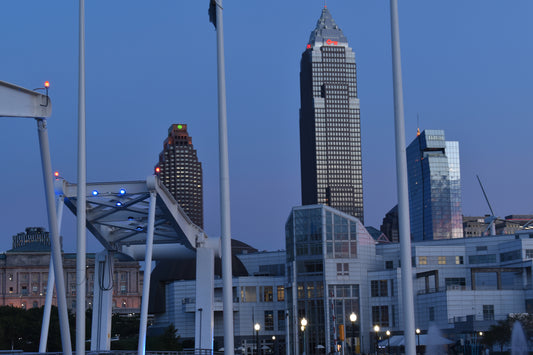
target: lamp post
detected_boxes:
[255,323,261,355]
[477,331,483,355]
[350,313,357,355]
[415,329,420,354]
[385,331,391,355]
[301,318,308,355]
[373,325,380,355]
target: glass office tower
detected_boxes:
[299,7,364,222]
[406,129,463,241]
[285,205,376,355]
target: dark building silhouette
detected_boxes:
[380,205,399,243]
[155,124,203,228]
[299,7,364,222]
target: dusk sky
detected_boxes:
[1,1,532,253]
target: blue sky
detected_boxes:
[0,1,532,253]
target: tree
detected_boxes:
[482,313,533,353]
[483,320,510,353]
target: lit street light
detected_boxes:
[373,325,380,355]
[254,323,261,355]
[301,318,308,355]
[350,313,357,355]
[415,328,420,354]
[386,330,391,355]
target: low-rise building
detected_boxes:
[0,227,143,314]
[150,205,533,354]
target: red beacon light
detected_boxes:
[155,167,161,174]
[54,171,60,177]
[306,44,311,49]
[44,81,50,88]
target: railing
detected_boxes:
[17,350,223,355]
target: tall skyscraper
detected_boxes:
[299,7,364,222]
[406,129,463,241]
[155,124,203,228]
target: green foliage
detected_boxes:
[110,313,140,350]
[482,313,533,353]
[0,305,68,352]
[147,324,182,351]
[0,306,185,353]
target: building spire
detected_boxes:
[308,7,349,48]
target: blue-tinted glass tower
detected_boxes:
[299,7,364,222]
[406,129,463,241]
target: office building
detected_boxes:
[406,129,463,241]
[150,202,533,354]
[285,205,376,354]
[155,124,203,228]
[299,7,364,222]
[149,242,288,355]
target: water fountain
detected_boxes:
[511,321,528,355]
[425,324,447,355]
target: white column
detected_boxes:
[39,196,64,352]
[195,246,215,352]
[76,0,87,353]
[36,118,72,354]
[389,1,416,354]
[91,250,114,351]
[214,2,235,354]
[137,190,157,355]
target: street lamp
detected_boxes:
[477,331,483,354]
[301,318,308,355]
[254,323,261,355]
[415,328,420,354]
[385,330,391,355]
[373,325,380,355]
[349,313,357,355]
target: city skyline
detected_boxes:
[0,1,531,253]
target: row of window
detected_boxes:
[239,285,284,303]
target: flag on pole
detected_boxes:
[209,0,217,28]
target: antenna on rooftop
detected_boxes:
[476,175,497,235]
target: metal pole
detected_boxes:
[389,1,416,354]
[39,196,64,352]
[214,1,235,355]
[137,191,157,355]
[352,323,355,355]
[36,119,72,355]
[76,0,87,354]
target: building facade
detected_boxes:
[149,204,533,354]
[150,250,288,355]
[406,129,463,241]
[0,227,143,313]
[299,7,364,222]
[156,124,203,228]
[285,205,376,355]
